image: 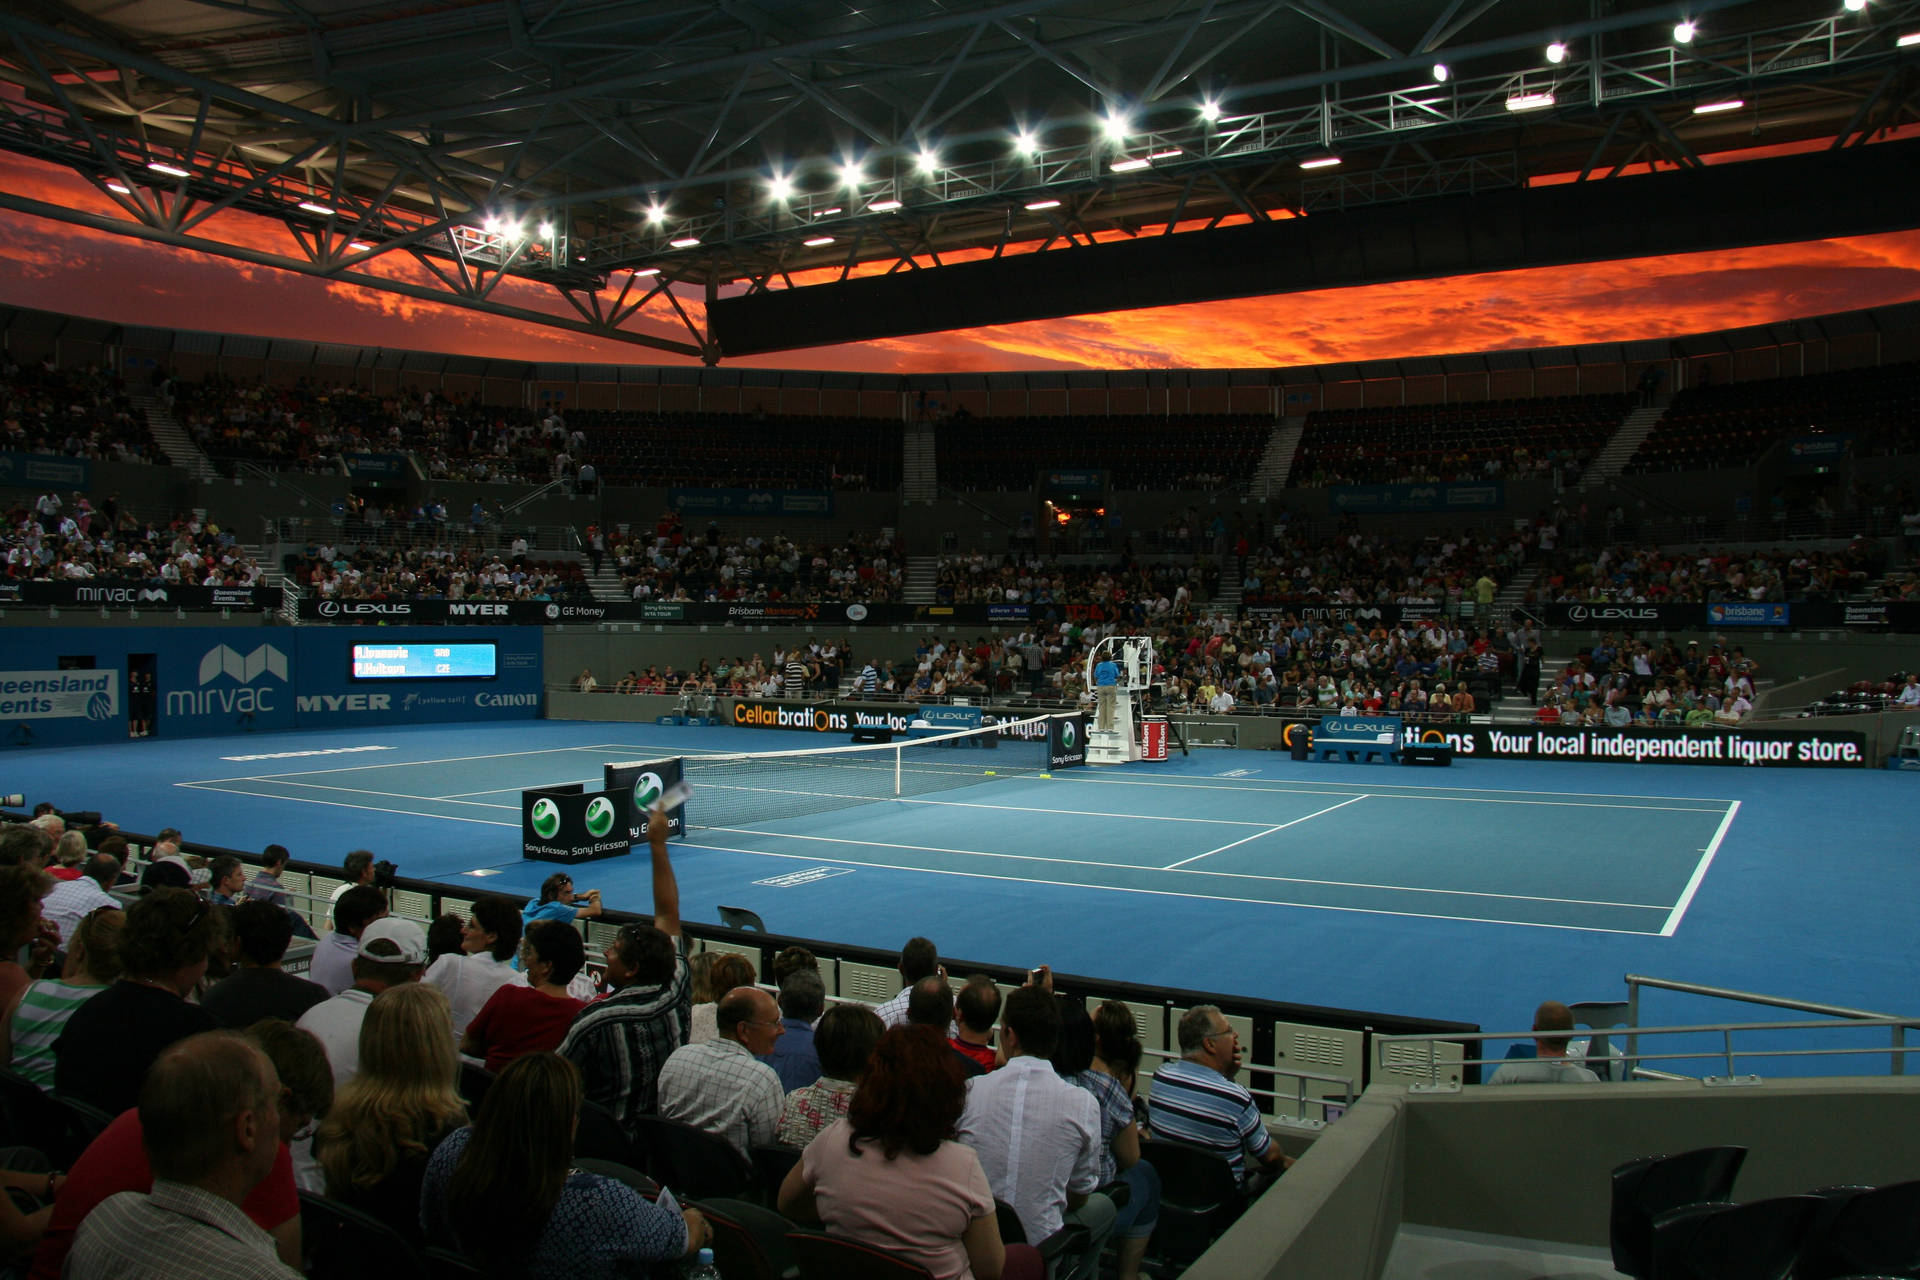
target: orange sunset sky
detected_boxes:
[2,149,1918,374]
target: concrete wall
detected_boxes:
[1185,1076,1920,1280]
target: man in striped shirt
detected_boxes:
[1147,1006,1292,1191]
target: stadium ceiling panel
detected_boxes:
[0,0,1915,360]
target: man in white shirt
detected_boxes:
[655,987,786,1158]
[1486,1002,1602,1085]
[421,895,524,1035]
[296,917,429,1089]
[41,852,121,946]
[957,985,1113,1280]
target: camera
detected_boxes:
[0,796,22,810]
[373,859,400,889]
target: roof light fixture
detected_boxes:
[1110,157,1151,172]
[1102,112,1130,142]
[633,267,661,277]
[840,161,864,188]
[1149,148,1183,160]
[1545,41,1569,63]
[916,148,939,173]
[646,203,667,224]
[768,173,794,202]
[1199,99,1222,122]
[537,222,555,239]
[803,235,835,247]
[147,161,190,178]
[1844,0,1866,10]
[105,181,131,194]
[813,207,843,217]
[1896,30,1919,45]
[669,236,700,248]
[1299,155,1342,170]
[1674,20,1697,43]
[1432,63,1450,82]
[1506,91,1557,111]
[867,198,902,212]
[1014,130,1039,155]
[1693,98,1745,114]
[297,200,335,215]
[1025,199,1062,211]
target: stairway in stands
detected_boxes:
[131,393,219,481]
[903,554,939,604]
[1579,400,1666,491]
[900,424,938,504]
[1251,416,1307,498]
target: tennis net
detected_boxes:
[626,714,1059,832]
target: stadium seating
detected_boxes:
[1292,393,1631,486]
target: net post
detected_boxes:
[894,740,903,796]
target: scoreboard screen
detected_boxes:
[350,642,498,681]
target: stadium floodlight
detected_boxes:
[803,235,835,247]
[483,215,501,234]
[840,160,864,188]
[1673,20,1697,43]
[297,200,335,215]
[1506,92,1557,111]
[1149,148,1183,160]
[669,235,700,248]
[767,173,794,202]
[645,203,667,224]
[867,198,902,212]
[1433,63,1450,82]
[1102,112,1130,142]
[1298,155,1342,170]
[537,222,555,239]
[1545,41,1569,63]
[1110,157,1151,172]
[348,241,373,251]
[1025,199,1062,211]
[916,148,939,173]
[1014,130,1039,155]
[1693,98,1744,114]
[147,161,190,177]
[1199,98,1222,122]
[1844,0,1866,10]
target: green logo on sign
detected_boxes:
[530,797,561,839]
[1061,722,1077,749]
[632,771,664,812]
[584,796,616,838]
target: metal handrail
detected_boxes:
[1143,1044,1356,1120]
[1626,973,1908,1076]
[1376,1014,1919,1084]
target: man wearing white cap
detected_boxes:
[296,917,429,1090]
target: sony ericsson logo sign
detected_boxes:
[584,796,617,838]
[1566,605,1658,622]
[1059,720,1077,749]
[168,644,288,718]
[530,798,562,839]
[631,771,664,813]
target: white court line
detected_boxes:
[1661,800,1742,937]
[1162,794,1370,869]
[175,742,641,786]
[174,780,517,827]
[696,824,1670,910]
[1054,771,1734,808]
[218,778,511,810]
[677,837,1667,936]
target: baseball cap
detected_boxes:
[356,917,429,966]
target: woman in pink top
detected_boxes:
[779,1026,1042,1280]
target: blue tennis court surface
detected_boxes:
[12,718,1914,1041]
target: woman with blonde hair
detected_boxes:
[2,907,123,1087]
[317,982,467,1244]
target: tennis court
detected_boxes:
[11,716,1914,1042]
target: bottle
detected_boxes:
[682,1246,722,1279]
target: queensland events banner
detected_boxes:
[0,581,272,611]
[668,487,834,517]
[1398,722,1867,768]
[1330,482,1504,513]
[0,626,541,748]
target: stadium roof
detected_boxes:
[1,0,1916,360]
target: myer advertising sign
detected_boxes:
[0,670,119,721]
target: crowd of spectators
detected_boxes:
[169,376,555,483]
[284,540,592,603]
[1290,394,1628,487]
[933,551,1218,615]
[1238,521,1525,611]
[1528,541,1879,605]
[1531,634,1762,727]
[1,499,263,587]
[1629,359,1920,472]
[1,356,167,464]
[614,509,904,604]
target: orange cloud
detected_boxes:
[2,150,1918,375]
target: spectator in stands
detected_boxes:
[771,944,820,987]
[207,856,246,907]
[1052,997,1159,1280]
[777,1003,885,1148]
[55,887,218,1116]
[522,872,602,926]
[317,983,467,1244]
[311,885,387,998]
[875,936,942,1027]
[1147,1006,1290,1192]
[62,1032,301,1280]
[200,900,328,1029]
[763,967,826,1092]
[297,918,429,1091]
[2,907,121,1089]
[656,986,786,1158]
[907,975,982,1079]
[556,809,687,1130]
[33,1019,326,1280]
[240,845,291,909]
[421,894,523,1035]
[1486,1002,1601,1085]
[951,975,1001,1073]
[688,951,756,1045]
[422,1052,708,1276]
[40,852,119,948]
[48,831,86,882]
[574,668,597,693]
[780,1025,1043,1280]
[461,920,587,1073]
[1899,674,1920,709]
[958,985,1113,1280]
[326,850,378,921]
[0,864,54,1012]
